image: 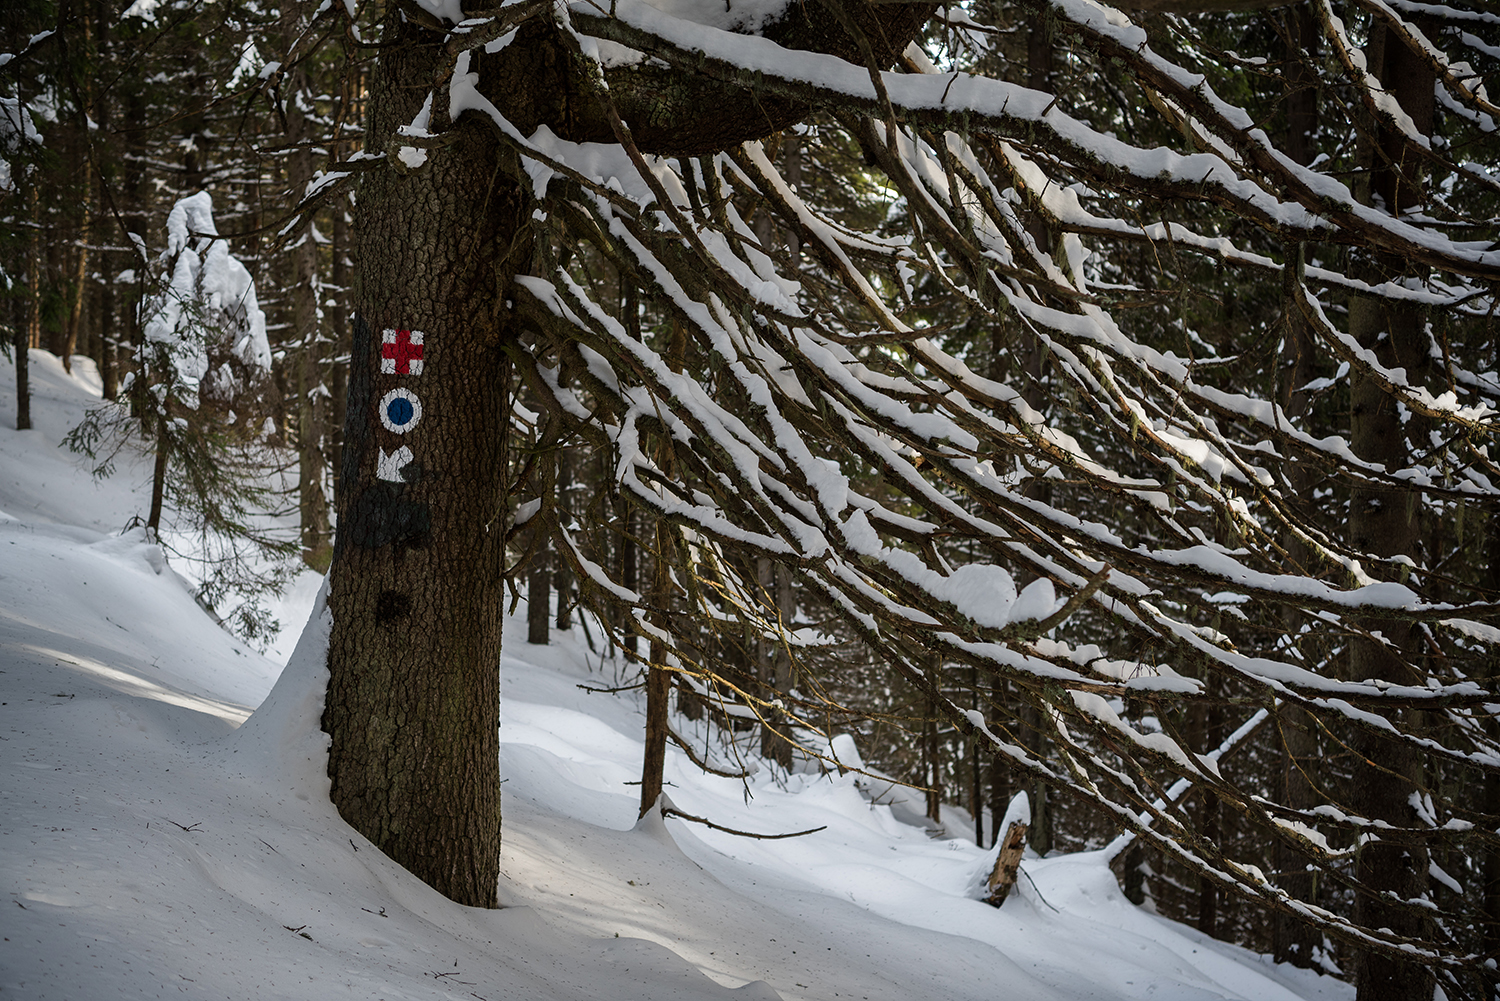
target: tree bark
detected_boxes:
[759,561,796,768]
[638,517,676,817]
[1272,7,1322,966]
[925,691,943,826]
[984,820,1028,907]
[280,14,334,572]
[328,204,350,507]
[553,446,573,631]
[147,412,168,533]
[527,442,553,645]
[323,13,526,908]
[17,185,39,431]
[62,116,91,374]
[12,313,29,432]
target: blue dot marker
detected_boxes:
[378,388,423,434]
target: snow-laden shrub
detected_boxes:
[66,192,295,649]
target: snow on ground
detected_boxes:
[0,349,1350,1000]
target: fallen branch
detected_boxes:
[661,806,826,840]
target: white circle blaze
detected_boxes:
[378,388,423,434]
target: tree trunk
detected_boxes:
[1195,700,1224,937]
[93,0,117,401]
[925,692,943,826]
[970,666,984,847]
[1345,20,1435,1001]
[987,690,1011,847]
[280,24,333,572]
[553,445,573,631]
[639,515,676,817]
[12,312,28,432]
[1273,9,1322,964]
[527,442,553,645]
[18,185,39,430]
[98,265,117,400]
[62,119,92,373]
[759,560,795,769]
[322,14,526,908]
[147,412,168,533]
[328,205,350,507]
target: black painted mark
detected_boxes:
[347,481,432,552]
[375,590,411,623]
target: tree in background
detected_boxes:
[65,190,296,647]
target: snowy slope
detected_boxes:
[0,349,1349,1001]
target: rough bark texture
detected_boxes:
[323,14,525,908]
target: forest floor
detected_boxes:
[0,349,1349,1000]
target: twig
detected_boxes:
[1018,865,1060,913]
[661,806,825,840]
[667,726,755,779]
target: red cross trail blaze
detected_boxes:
[381,328,425,375]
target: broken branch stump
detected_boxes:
[984,820,1028,907]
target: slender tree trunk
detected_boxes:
[323,14,527,908]
[638,515,676,817]
[527,441,553,645]
[1195,700,1224,936]
[17,185,38,431]
[970,665,984,846]
[1486,522,1500,971]
[328,205,350,506]
[93,0,116,400]
[147,412,168,533]
[63,134,91,373]
[1273,9,1323,961]
[925,691,943,825]
[639,390,685,814]
[12,312,28,432]
[987,688,1011,847]
[98,264,117,399]
[553,445,573,630]
[1019,701,1052,855]
[280,8,333,570]
[759,560,796,768]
